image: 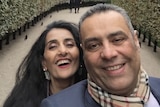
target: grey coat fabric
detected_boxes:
[41,77,160,107]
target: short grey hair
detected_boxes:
[79,3,134,35]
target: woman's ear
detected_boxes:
[80,43,82,48]
[41,59,47,71]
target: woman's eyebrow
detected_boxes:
[64,38,74,42]
[46,39,57,46]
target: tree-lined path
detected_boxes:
[0,7,160,107]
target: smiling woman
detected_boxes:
[42,25,82,94]
[3,20,87,107]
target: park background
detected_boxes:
[0,0,160,107]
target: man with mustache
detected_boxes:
[41,4,160,107]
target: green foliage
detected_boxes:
[111,0,160,41]
[0,0,58,39]
[0,0,111,39]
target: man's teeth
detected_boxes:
[57,60,70,66]
[107,64,123,71]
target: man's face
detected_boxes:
[80,11,140,96]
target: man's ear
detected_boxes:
[134,30,140,48]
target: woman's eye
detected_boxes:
[49,46,55,49]
[48,44,57,50]
[66,41,75,48]
[66,43,74,48]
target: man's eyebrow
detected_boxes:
[109,31,127,37]
[84,37,99,44]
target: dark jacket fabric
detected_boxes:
[41,77,160,107]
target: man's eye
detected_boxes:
[113,38,125,44]
[86,42,101,51]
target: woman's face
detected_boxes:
[42,28,79,80]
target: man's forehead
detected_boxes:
[82,10,123,22]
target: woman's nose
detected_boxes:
[58,45,68,56]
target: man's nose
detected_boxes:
[100,43,117,60]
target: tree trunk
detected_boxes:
[0,39,2,50]
[13,31,16,40]
[5,33,10,45]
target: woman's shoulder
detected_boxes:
[53,79,87,97]
[41,80,88,107]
